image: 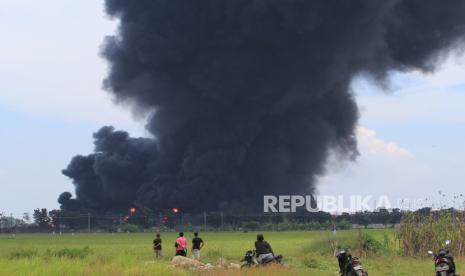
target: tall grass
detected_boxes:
[397,211,465,256]
[302,229,385,257]
[9,249,39,259]
[45,246,93,259]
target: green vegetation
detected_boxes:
[4,208,401,233]
[44,247,93,259]
[398,210,465,256]
[1,229,462,275]
[301,229,385,257]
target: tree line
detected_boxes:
[0,207,410,233]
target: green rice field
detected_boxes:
[0,230,460,275]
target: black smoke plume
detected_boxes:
[60,0,465,212]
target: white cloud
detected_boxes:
[356,127,414,158]
[317,124,465,210]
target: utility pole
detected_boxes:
[220,212,224,230]
[119,213,122,228]
[203,211,207,231]
[87,212,91,233]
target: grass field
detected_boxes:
[0,230,460,275]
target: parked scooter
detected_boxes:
[336,250,368,276]
[428,240,457,276]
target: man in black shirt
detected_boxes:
[153,233,162,258]
[254,234,274,263]
[191,232,204,260]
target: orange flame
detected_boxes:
[172,207,179,213]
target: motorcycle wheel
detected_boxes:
[240,263,252,269]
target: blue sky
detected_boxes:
[1,1,464,216]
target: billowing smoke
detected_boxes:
[60,0,465,212]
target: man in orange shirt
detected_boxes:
[174,232,187,256]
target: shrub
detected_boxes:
[242,221,260,230]
[302,231,384,256]
[9,249,38,259]
[45,247,93,259]
[119,223,144,233]
[302,258,321,269]
[397,211,465,256]
[357,231,383,254]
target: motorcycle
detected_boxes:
[240,249,284,268]
[336,250,368,276]
[428,240,457,276]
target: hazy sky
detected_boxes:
[1,0,464,216]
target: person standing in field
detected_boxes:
[153,233,162,258]
[174,232,188,256]
[191,232,204,260]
